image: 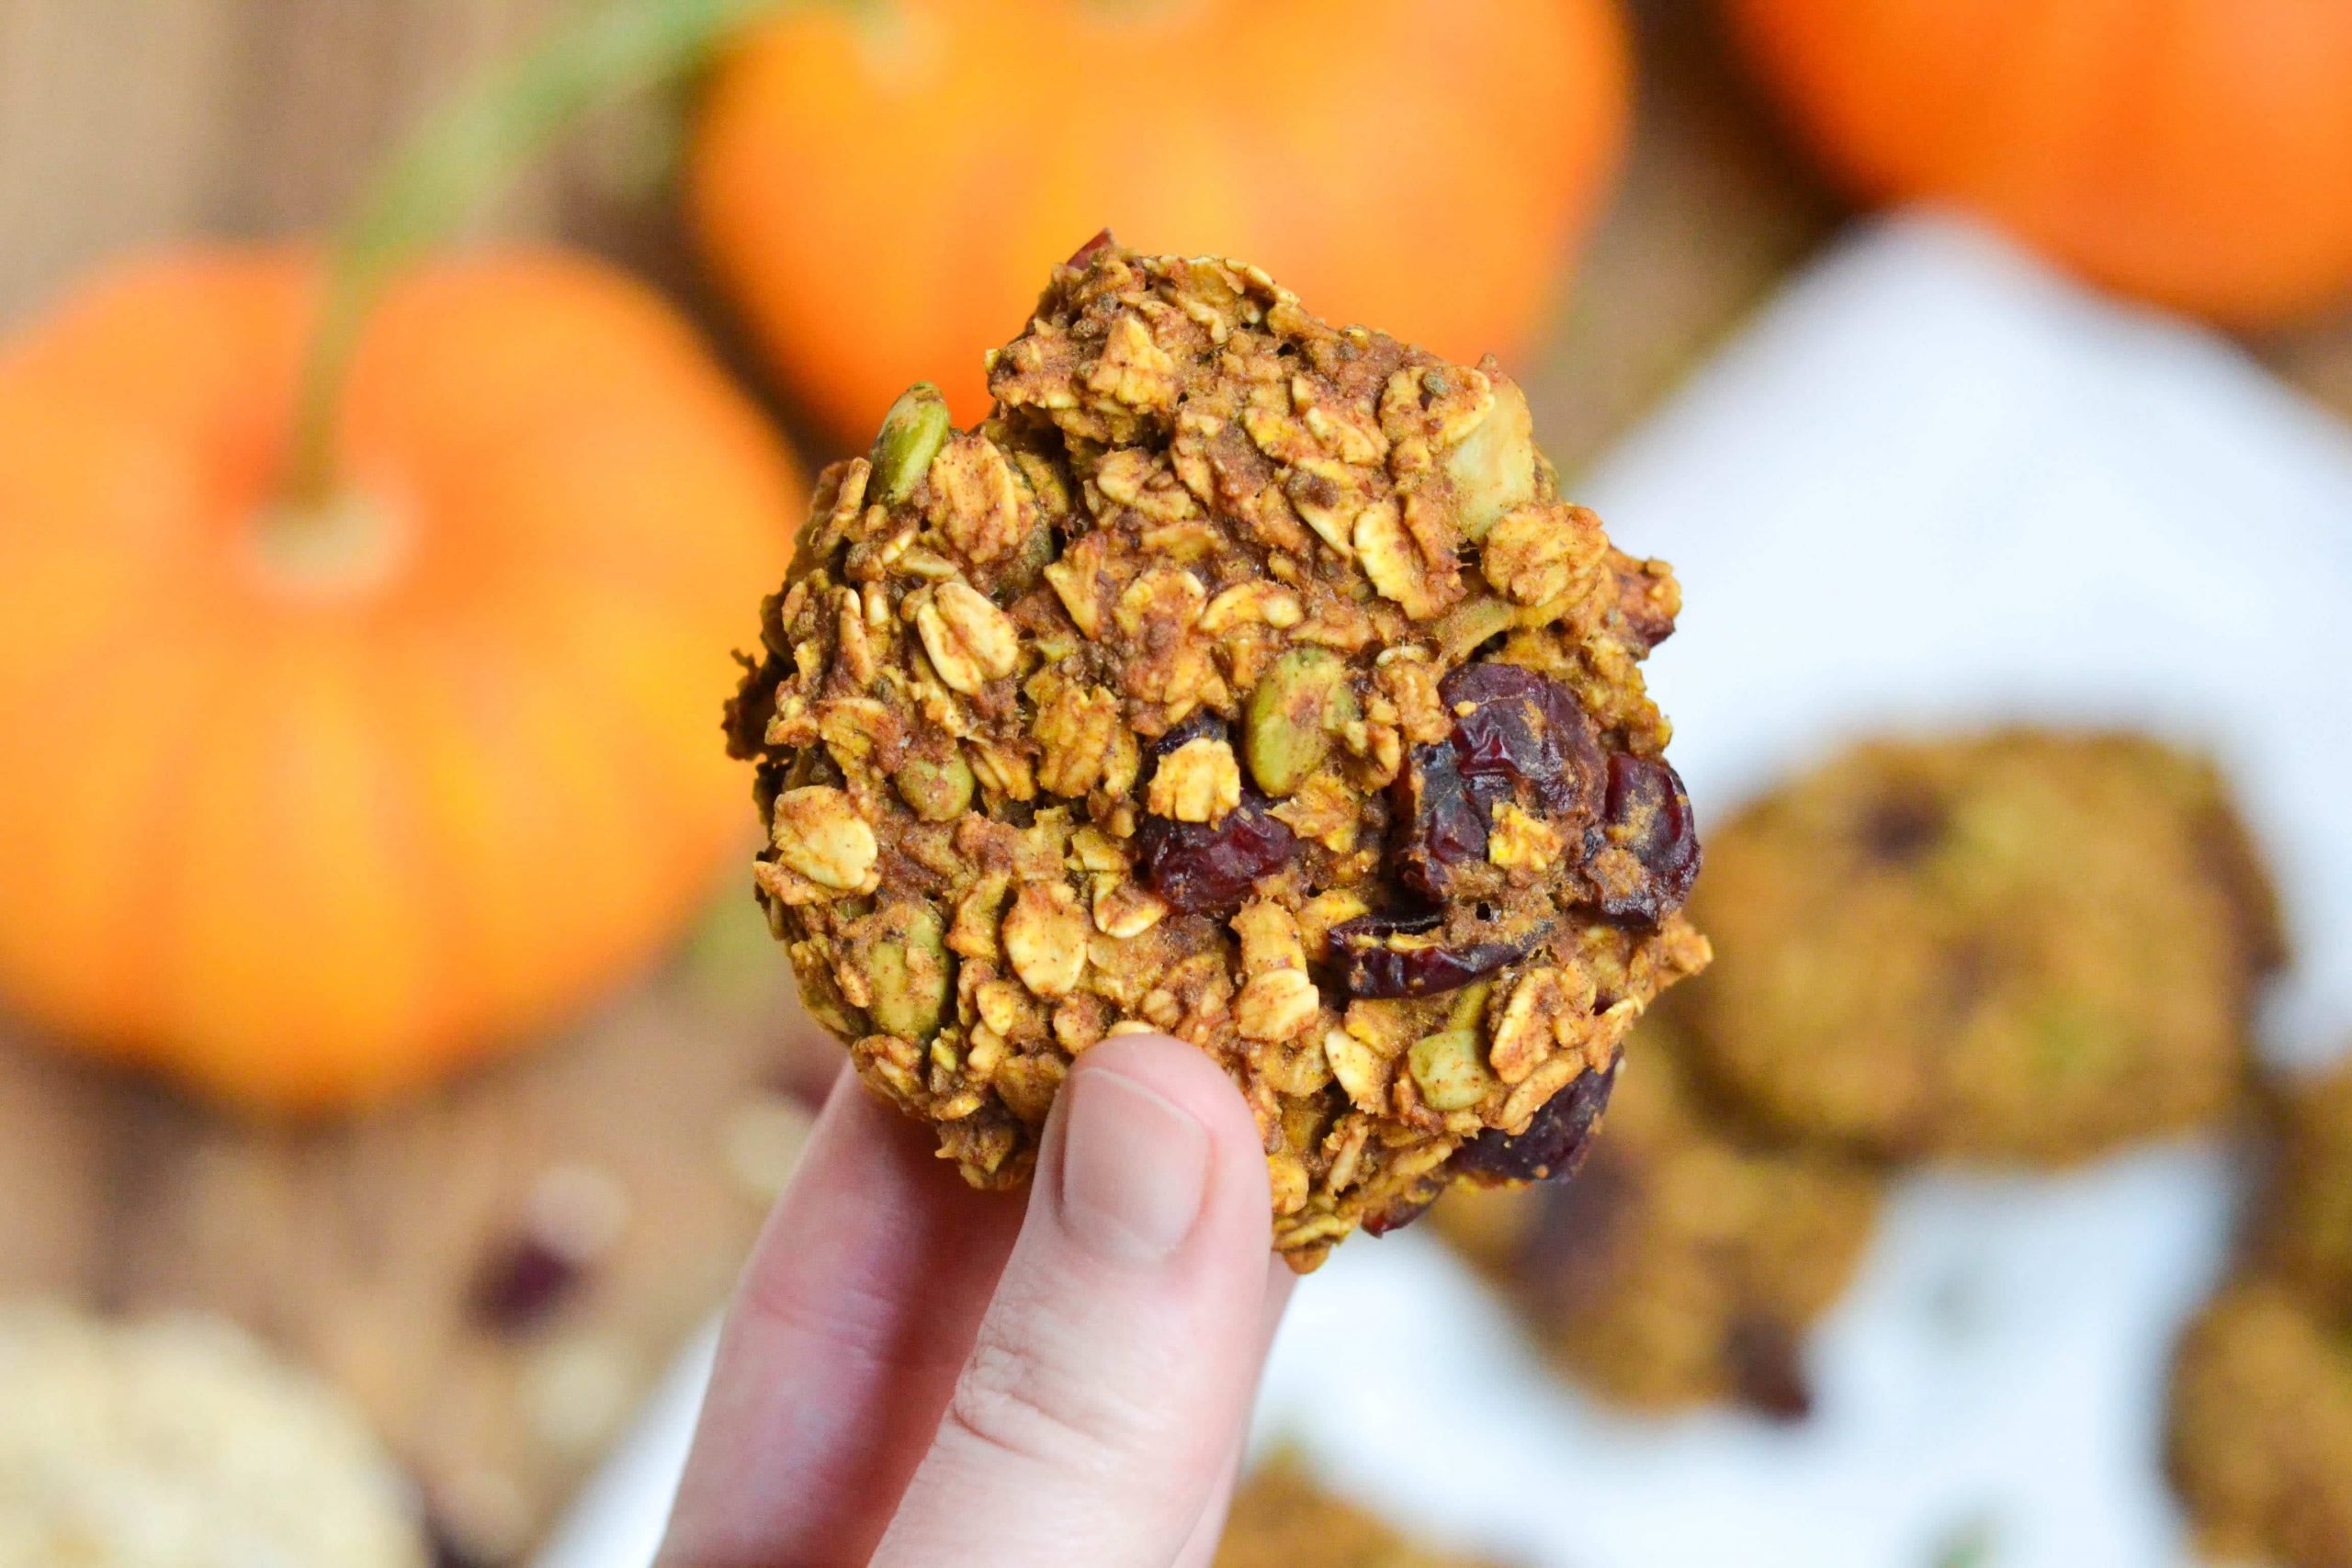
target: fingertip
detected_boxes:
[1063,1033,1269,1168]
[870,1032,1283,1564]
[1054,1032,1272,1258]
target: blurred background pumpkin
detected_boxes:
[690,0,1634,443]
[1727,0,2352,324]
[0,248,801,1113]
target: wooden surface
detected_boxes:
[1,2,2348,1561]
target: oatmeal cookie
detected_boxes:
[1685,731,2280,1162]
[2252,1055,2352,1304]
[0,1303,428,1567]
[2168,1280,2352,1568]
[727,237,1707,1269]
[2169,1058,2352,1566]
[1438,1013,1881,1416]
[1216,1455,1498,1568]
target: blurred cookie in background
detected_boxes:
[1437,1014,1882,1418]
[1687,730,2282,1163]
[1216,1453,1500,1568]
[2251,1055,2352,1305]
[0,1301,429,1566]
[2170,1056,2352,1568]
[2168,1280,2352,1566]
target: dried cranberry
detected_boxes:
[1146,707,1229,760]
[1586,752,1700,924]
[1332,905,1443,941]
[1392,663,1606,898]
[1136,795,1296,915]
[1363,1184,1442,1236]
[469,1235,583,1334]
[1860,794,1945,865]
[1453,1056,1619,1181]
[1726,1315,1814,1422]
[1331,908,1537,998]
[1607,560,1679,653]
[1392,744,1492,899]
[1441,662,1604,818]
[468,1167,627,1335]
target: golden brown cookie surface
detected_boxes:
[2253,1057,2352,1304]
[2169,1058,2352,1566]
[1686,731,2279,1163]
[727,240,1706,1268]
[2168,1280,2352,1568]
[1438,1015,1881,1416]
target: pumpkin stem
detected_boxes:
[284,0,798,504]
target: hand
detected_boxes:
[657,1032,1293,1567]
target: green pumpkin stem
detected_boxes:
[285,0,797,503]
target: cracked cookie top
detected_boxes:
[727,238,1706,1269]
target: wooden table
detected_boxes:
[1,2,2346,1559]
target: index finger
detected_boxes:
[658,1065,1024,1567]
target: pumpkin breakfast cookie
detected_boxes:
[2170,1058,2352,1567]
[1685,731,2280,1163]
[2169,1280,2352,1568]
[2246,1054,2352,1304]
[726,237,1707,1269]
[1438,1011,1882,1416]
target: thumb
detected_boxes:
[870,1032,1282,1568]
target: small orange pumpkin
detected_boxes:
[1728,0,2352,323]
[0,250,801,1111]
[690,0,1633,443]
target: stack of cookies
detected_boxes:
[1442,729,2286,1422]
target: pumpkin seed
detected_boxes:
[1407,1027,1496,1111]
[867,904,951,1041]
[894,750,975,821]
[1443,978,1495,1033]
[1442,379,1536,541]
[870,382,952,504]
[1244,647,1358,797]
[1432,596,1517,661]
[999,506,1058,595]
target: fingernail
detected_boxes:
[1057,1066,1211,1265]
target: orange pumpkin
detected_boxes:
[0,250,801,1112]
[1728,0,2352,323]
[690,0,1632,443]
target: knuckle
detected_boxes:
[939,1320,1149,1474]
